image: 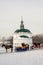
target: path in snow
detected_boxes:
[0,48,43,65]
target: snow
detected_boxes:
[0,48,43,65]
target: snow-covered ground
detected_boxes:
[0,47,43,65]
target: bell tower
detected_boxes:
[20,17,24,29]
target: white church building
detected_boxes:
[13,19,33,51]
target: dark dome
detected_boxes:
[15,29,31,33]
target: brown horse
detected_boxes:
[2,44,13,53]
[33,43,40,48]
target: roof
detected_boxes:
[15,29,31,33]
[20,35,29,38]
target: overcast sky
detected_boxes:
[0,0,43,37]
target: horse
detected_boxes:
[33,42,40,48]
[21,43,29,50]
[2,44,13,53]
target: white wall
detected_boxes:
[13,32,33,48]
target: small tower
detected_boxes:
[20,17,24,29]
